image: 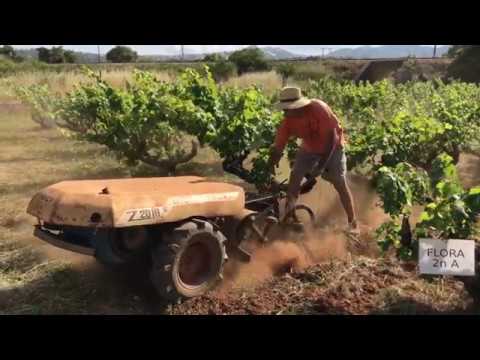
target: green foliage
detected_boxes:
[58,66,281,183]
[445,45,469,59]
[0,57,16,76]
[36,47,50,63]
[430,153,462,195]
[58,68,198,174]
[306,79,480,172]
[0,58,49,76]
[165,66,282,187]
[209,58,237,82]
[106,46,138,63]
[202,54,238,81]
[375,166,413,217]
[375,153,480,259]
[446,46,480,83]
[64,50,76,64]
[376,221,413,260]
[0,45,16,59]
[276,63,296,85]
[203,53,224,62]
[14,84,60,128]
[228,47,270,75]
[415,187,480,240]
[415,155,480,240]
[375,163,430,217]
[49,47,66,64]
[36,46,76,64]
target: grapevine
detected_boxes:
[17,67,480,259]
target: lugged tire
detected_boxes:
[150,219,227,303]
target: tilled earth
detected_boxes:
[170,223,475,315]
[170,255,473,315]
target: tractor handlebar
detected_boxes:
[268,176,317,196]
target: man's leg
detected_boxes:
[322,147,358,229]
[332,177,357,226]
[286,149,320,215]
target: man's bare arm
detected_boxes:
[269,120,290,174]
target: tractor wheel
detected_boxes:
[150,219,227,303]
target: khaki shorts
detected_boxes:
[287,146,347,200]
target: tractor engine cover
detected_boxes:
[27,176,246,228]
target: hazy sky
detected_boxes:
[9,45,436,56]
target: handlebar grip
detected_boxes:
[299,177,317,194]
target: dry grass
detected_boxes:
[1,69,281,102]
[0,68,283,103]
[223,71,282,95]
[0,70,174,100]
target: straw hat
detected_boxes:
[275,87,312,110]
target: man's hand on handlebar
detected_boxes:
[268,146,282,175]
[300,175,317,194]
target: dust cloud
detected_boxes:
[219,173,387,291]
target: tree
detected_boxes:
[64,50,76,63]
[106,46,138,63]
[276,63,296,85]
[0,45,16,59]
[209,58,237,82]
[446,46,480,83]
[35,46,75,64]
[36,47,51,63]
[228,47,270,75]
[203,53,224,62]
[445,45,471,58]
[49,46,66,64]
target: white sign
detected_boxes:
[419,238,476,276]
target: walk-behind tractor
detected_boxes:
[27,176,316,302]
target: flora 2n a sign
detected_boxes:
[419,239,476,276]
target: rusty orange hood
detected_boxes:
[27,176,245,228]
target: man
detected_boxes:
[268,86,359,233]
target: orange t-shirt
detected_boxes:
[274,100,345,155]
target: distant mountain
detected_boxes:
[166,46,446,61]
[328,45,450,59]
[159,46,300,61]
[258,47,299,59]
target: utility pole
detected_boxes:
[97,45,102,79]
[320,47,333,58]
[433,45,437,58]
[181,45,184,61]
